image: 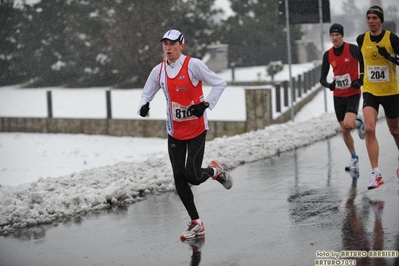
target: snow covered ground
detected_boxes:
[1,61,365,236]
[0,91,340,235]
[0,87,334,186]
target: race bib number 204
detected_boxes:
[367,65,389,82]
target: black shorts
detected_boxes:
[334,94,361,122]
[362,92,399,119]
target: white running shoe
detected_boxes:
[368,172,384,190]
[345,157,359,171]
[209,160,233,189]
[180,221,205,239]
[356,117,365,140]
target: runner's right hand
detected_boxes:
[329,81,336,91]
[139,102,150,117]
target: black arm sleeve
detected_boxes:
[319,51,331,88]
[390,32,399,55]
[349,43,364,76]
[388,33,399,66]
[356,34,365,74]
[349,44,360,60]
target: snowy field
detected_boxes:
[0,62,319,121]
[0,62,332,186]
[0,89,342,235]
[0,87,334,186]
[0,61,355,235]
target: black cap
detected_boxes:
[329,23,344,36]
[367,6,384,24]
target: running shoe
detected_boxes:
[180,220,205,239]
[209,160,233,189]
[356,117,365,140]
[344,156,359,171]
[367,172,384,190]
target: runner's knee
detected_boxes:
[364,125,376,137]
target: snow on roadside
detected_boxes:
[0,113,339,235]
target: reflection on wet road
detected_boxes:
[1,119,399,266]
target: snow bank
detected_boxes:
[0,113,339,235]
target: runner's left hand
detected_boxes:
[188,102,208,118]
[351,74,363,89]
[377,46,390,60]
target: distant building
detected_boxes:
[202,44,229,73]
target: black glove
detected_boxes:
[328,81,336,91]
[377,46,390,60]
[139,102,150,117]
[188,102,208,118]
[351,74,363,89]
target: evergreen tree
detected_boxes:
[3,0,303,87]
[13,0,223,87]
[92,0,222,87]
[217,0,303,67]
[14,0,77,86]
[0,0,25,85]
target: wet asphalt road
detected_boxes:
[1,118,399,266]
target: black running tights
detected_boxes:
[168,131,213,220]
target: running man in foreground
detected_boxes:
[356,6,399,189]
[320,23,365,172]
[138,29,232,239]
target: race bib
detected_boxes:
[367,65,389,82]
[171,101,197,122]
[334,73,351,89]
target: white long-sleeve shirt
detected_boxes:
[138,54,227,112]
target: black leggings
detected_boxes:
[168,131,213,220]
[333,94,360,122]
